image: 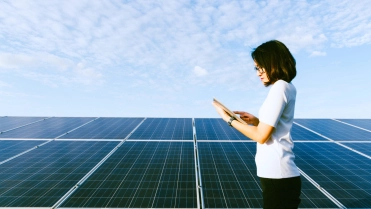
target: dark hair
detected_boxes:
[251,40,296,86]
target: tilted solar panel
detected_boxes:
[129,118,193,140]
[195,118,250,140]
[0,140,46,162]
[295,119,371,141]
[61,141,197,208]
[198,142,338,208]
[336,119,371,131]
[291,123,328,141]
[0,141,118,207]
[294,142,371,208]
[59,117,144,139]
[0,117,96,139]
[0,116,46,132]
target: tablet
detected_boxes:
[213,98,247,125]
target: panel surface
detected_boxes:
[339,142,371,157]
[198,142,337,208]
[0,117,95,138]
[337,119,371,131]
[295,142,371,208]
[291,123,328,141]
[0,141,118,207]
[129,118,193,140]
[60,117,144,139]
[0,140,46,162]
[62,141,196,208]
[0,117,46,132]
[195,118,250,140]
[295,119,371,140]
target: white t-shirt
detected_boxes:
[256,80,300,178]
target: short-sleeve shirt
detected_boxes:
[256,80,300,178]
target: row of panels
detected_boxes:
[1,117,371,140]
[1,140,371,208]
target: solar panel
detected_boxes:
[0,140,118,207]
[61,141,197,208]
[1,116,371,208]
[294,142,371,208]
[59,117,144,139]
[336,142,371,158]
[291,123,328,141]
[198,142,338,208]
[0,116,46,132]
[0,140,46,162]
[0,117,96,139]
[295,119,371,140]
[336,119,371,131]
[129,118,193,140]
[195,118,250,140]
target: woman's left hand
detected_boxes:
[212,102,231,122]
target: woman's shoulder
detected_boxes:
[272,80,296,94]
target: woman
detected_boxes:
[213,40,301,209]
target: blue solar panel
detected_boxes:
[61,141,196,208]
[198,142,338,208]
[0,117,95,138]
[0,141,118,207]
[339,142,371,157]
[0,140,46,162]
[336,119,371,131]
[294,142,371,208]
[60,117,144,139]
[195,118,250,140]
[295,119,371,140]
[0,117,46,132]
[291,123,328,141]
[129,118,193,140]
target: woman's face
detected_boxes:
[254,62,269,84]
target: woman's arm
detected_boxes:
[213,102,274,144]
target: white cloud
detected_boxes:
[194,66,208,77]
[310,51,327,57]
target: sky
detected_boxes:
[0,0,371,119]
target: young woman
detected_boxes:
[213,40,301,209]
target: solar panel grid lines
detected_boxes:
[291,123,328,141]
[293,121,333,142]
[0,140,53,165]
[194,118,249,140]
[297,167,346,209]
[294,142,371,208]
[294,121,371,161]
[0,117,50,133]
[0,117,96,139]
[0,140,119,207]
[60,141,197,208]
[198,142,262,208]
[53,117,148,208]
[129,118,193,140]
[336,119,371,131]
[294,119,371,141]
[59,117,146,139]
[332,118,371,133]
[55,117,100,139]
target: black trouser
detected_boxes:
[260,176,301,209]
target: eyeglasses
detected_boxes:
[254,66,265,74]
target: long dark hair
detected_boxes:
[251,40,296,86]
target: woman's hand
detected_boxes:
[233,111,259,126]
[212,102,231,122]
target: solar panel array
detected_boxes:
[1,116,371,208]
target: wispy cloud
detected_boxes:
[0,0,370,116]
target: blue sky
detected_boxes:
[0,0,370,118]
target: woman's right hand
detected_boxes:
[233,111,259,126]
